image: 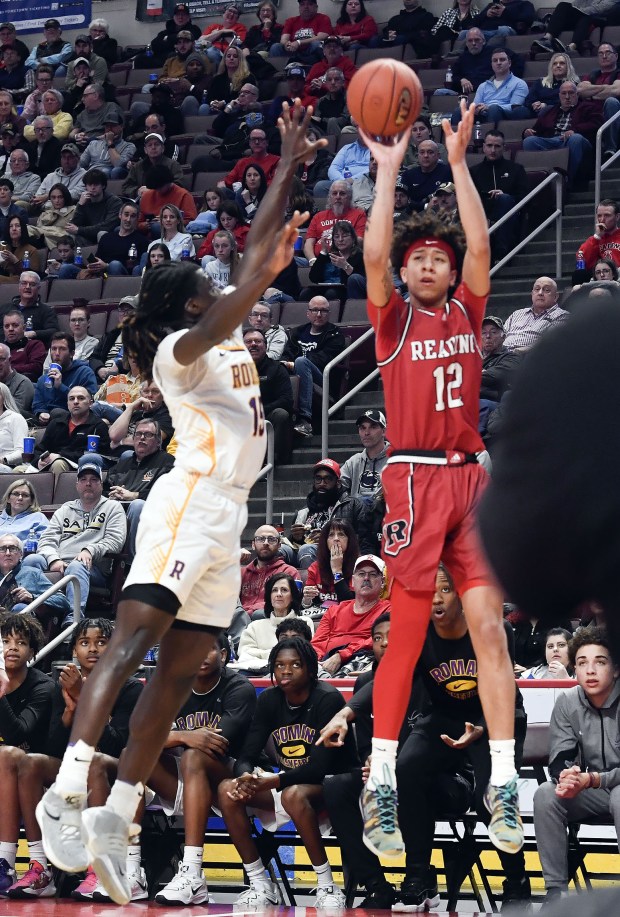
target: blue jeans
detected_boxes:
[91,401,123,422]
[456,26,515,41]
[57,262,80,279]
[110,166,129,179]
[347,273,367,299]
[451,103,530,127]
[522,132,592,186]
[270,40,323,63]
[23,554,106,615]
[126,499,145,559]
[603,97,620,153]
[294,356,323,421]
[180,96,211,116]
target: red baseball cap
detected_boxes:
[314,458,341,479]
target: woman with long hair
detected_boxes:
[234,163,268,222]
[526,52,579,114]
[34,183,77,250]
[0,478,48,542]
[148,205,195,262]
[142,242,171,275]
[36,107,323,906]
[197,201,250,258]
[335,0,378,48]
[206,45,256,110]
[201,229,239,290]
[186,188,224,235]
[521,627,575,680]
[0,215,41,281]
[307,219,366,302]
[303,519,359,608]
[0,384,28,469]
[244,1,283,55]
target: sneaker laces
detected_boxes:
[372,781,399,835]
[18,862,45,883]
[496,783,518,830]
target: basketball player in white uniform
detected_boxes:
[36,102,326,905]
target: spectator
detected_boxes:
[316,131,369,195]
[445,27,494,96]
[305,35,357,98]
[0,178,26,236]
[138,165,197,235]
[197,202,250,257]
[575,199,620,279]
[88,18,119,67]
[78,110,136,178]
[275,617,313,642]
[508,608,574,674]
[533,2,620,57]
[137,3,202,68]
[105,418,174,558]
[0,343,34,413]
[312,554,389,676]
[311,68,350,137]
[143,242,171,274]
[82,201,147,279]
[525,53,580,115]
[147,204,194,262]
[402,116,448,170]
[0,45,27,92]
[470,0,535,40]
[218,637,356,910]
[377,0,437,58]
[59,168,121,246]
[503,277,569,351]
[22,67,54,123]
[307,219,367,302]
[121,132,185,201]
[89,295,137,383]
[31,143,86,206]
[92,353,142,424]
[234,164,267,223]
[281,297,346,438]
[303,518,358,609]
[201,230,238,290]
[480,315,522,403]
[244,1,284,55]
[401,141,452,212]
[239,524,297,615]
[247,301,288,359]
[34,189,76,252]
[0,215,41,282]
[186,187,224,235]
[243,329,294,465]
[340,410,388,502]
[0,613,52,753]
[432,0,481,48]
[108,378,173,450]
[70,84,123,148]
[43,306,98,371]
[0,383,26,468]
[204,48,257,113]
[200,3,248,63]
[350,154,377,213]
[577,42,620,160]
[295,126,333,194]
[0,479,48,542]
[334,0,378,48]
[523,82,602,188]
[24,19,72,73]
[177,54,215,117]
[0,272,58,347]
[5,150,39,206]
[521,627,574,680]
[3,310,46,381]
[65,34,108,89]
[0,533,70,624]
[0,91,23,137]
[469,130,527,263]
[24,455,126,617]
[304,181,366,261]
[215,128,280,190]
[533,627,620,909]
[23,116,62,180]
[155,30,204,83]
[275,0,333,65]
[148,634,256,906]
[286,458,371,567]
[456,47,529,125]
[266,65,317,124]
[31,332,97,423]
[0,23,29,65]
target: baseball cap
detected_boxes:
[176,29,193,39]
[118,294,138,309]
[77,457,103,480]
[174,3,190,11]
[354,554,386,575]
[0,23,16,32]
[103,110,123,125]
[356,409,386,429]
[287,66,305,79]
[73,56,90,67]
[0,122,15,136]
[324,35,343,46]
[436,182,456,194]
[75,34,92,43]
[144,132,165,143]
[44,19,61,29]
[61,143,80,155]
[314,458,341,478]
[482,315,505,332]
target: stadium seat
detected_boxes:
[515,148,569,175]
[183,115,218,135]
[280,300,339,326]
[102,275,141,301]
[126,69,158,87]
[355,45,404,66]
[52,472,79,507]
[48,278,103,303]
[340,299,369,323]
[496,119,536,141]
[192,171,229,194]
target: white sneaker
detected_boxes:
[234,881,281,908]
[155,863,213,906]
[36,785,88,873]
[316,885,346,909]
[81,806,132,905]
[93,866,149,902]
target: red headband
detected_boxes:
[403,238,457,271]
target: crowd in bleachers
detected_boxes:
[0,0,619,910]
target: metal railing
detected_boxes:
[321,328,378,458]
[593,106,620,216]
[254,420,274,524]
[23,574,82,666]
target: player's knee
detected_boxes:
[217,778,237,810]
[0,745,26,772]
[471,614,507,654]
[88,752,112,781]
[281,784,311,816]
[180,747,209,776]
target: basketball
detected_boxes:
[346,59,423,140]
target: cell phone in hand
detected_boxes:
[39,451,50,463]
[87,253,97,263]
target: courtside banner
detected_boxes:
[5,0,92,33]
[135,0,275,23]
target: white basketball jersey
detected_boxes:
[153,328,266,491]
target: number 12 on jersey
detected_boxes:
[249,395,265,436]
[433,362,464,412]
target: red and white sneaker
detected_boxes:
[71,867,99,901]
[7,861,56,899]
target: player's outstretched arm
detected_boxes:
[443,100,490,297]
[359,126,412,308]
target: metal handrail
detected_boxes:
[594,106,620,217]
[22,574,82,666]
[321,328,378,458]
[254,420,274,523]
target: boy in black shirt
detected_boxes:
[150,633,257,906]
[219,637,358,910]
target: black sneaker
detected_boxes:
[501,876,532,912]
[393,867,440,912]
[360,884,397,908]
[540,887,568,913]
[551,37,568,53]
[531,38,553,54]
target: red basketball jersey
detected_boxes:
[368,281,486,453]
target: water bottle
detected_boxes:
[22,252,29,270]
[146,44,153,58]
[75,246,83,267]
[181,245,191,261]
[343,167,352,179]
[445,65,453,88]
[473,121,482,151]
[24,526,39,556]
[25,316,33,332]
[202,89,209,104]
[576,249,585,271]
[128,243,137,262]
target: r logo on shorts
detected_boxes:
[383,519,411,555]
[169,560,185,579]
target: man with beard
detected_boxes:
[239,524,297,614]
[303,182,366,262]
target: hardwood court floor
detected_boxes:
[0,902,494,916]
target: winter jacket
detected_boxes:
[37,495,127,569]
[239,556,298,614]
[292,488,374,554]
[281,322,346,372]
[481,347,522,401]
[35,409,111,464]
[32,360,98,417]
[254,354,293,415]
[548,680,620,787]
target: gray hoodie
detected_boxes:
[340,443,389,500]
[548,679,620,789]
[37,496,127,570]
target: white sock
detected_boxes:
[27,840,47,868]
[314,861,334,889]
[126,844,141,876]
[182,845,204,877]
[55,740,94,798]
[369,738,399,785]
[244,857,269,888]
[489,739,517,787]
[0,842,17,868]
[107,780,145,827]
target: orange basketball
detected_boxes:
[347,59,423,140]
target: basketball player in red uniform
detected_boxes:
[359,100,523,860]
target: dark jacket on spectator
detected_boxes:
[0,298,59,347]
[24,136,62,179]
[281,322,346,371]
[293,486,374,555]
[4,336,46,382]
[105,449,174,498]
[527,99,603,146]
[255,354,294,415]
[150,18,202,62]
[481,346,522,401]
[91,35,119,67]
[309,249,366,287]
[71,192,123,245]
[382,6,436,41]
[474,0,535,33]
[35,408,111,463]
[295,148,334,191]
[507,610,574,669]
[469,156,528,213]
